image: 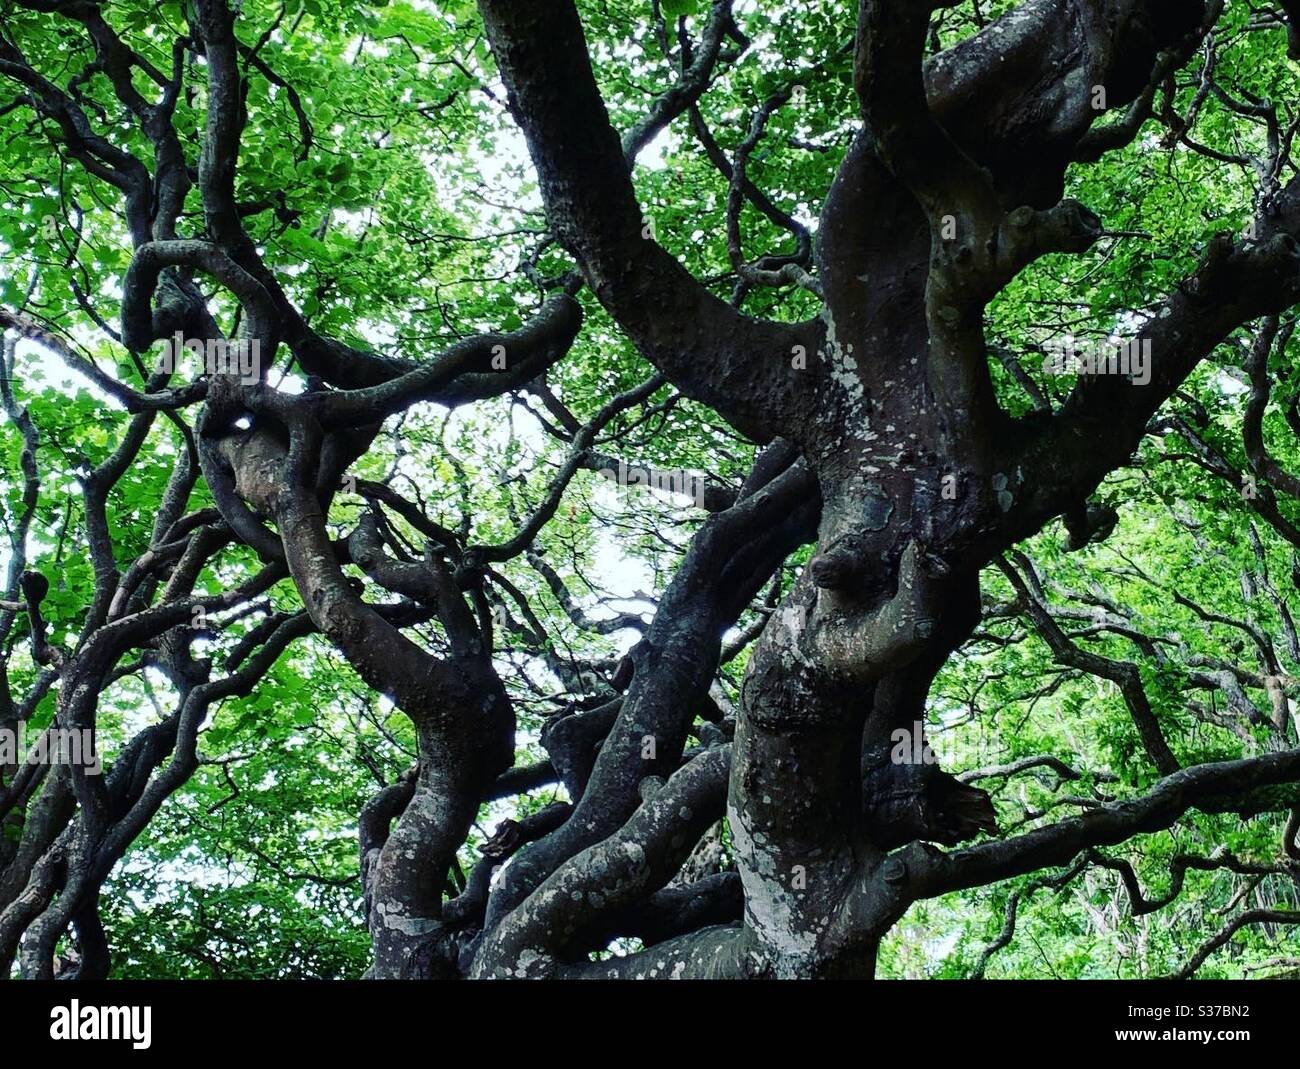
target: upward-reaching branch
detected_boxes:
[477,0,820,444]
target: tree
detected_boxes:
[1,0,1299,980]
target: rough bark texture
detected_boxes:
[3,0,1300,979]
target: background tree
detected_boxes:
[1,0,1299,979]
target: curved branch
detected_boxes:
[905,747,1300,902]
[471,744,731,977]
[477,0,819,443]
[1170,907,1300,979]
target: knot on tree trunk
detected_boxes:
[862,750,999,850]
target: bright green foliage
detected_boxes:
[1,0,1298,978]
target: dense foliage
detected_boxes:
[1,0,1298,979]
